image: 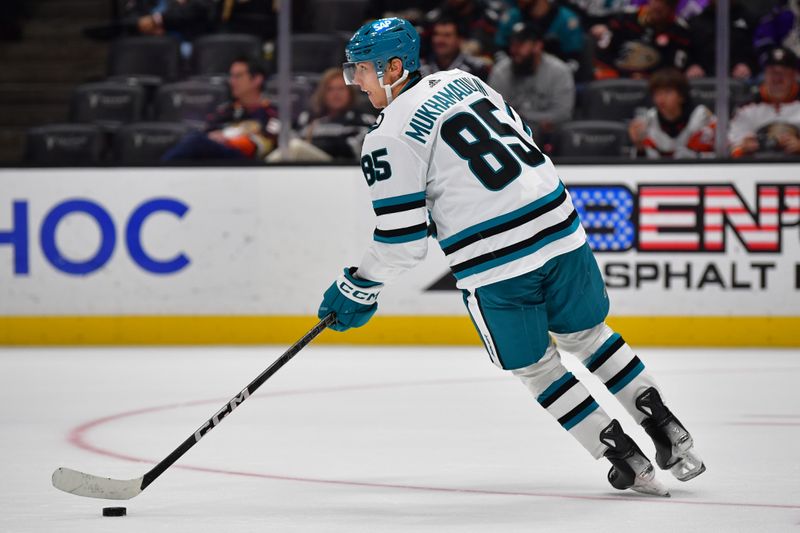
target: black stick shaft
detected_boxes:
[140,314,336,491]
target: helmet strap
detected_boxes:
[379,69,410,106]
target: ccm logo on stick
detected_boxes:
[0,197,190,276]
[194,389,251,442]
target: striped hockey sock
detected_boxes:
[513,344,612,459]
[555,324,660,425]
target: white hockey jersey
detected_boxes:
[638,104,716,159]
[728,89,800,155]
[356,69,586,290]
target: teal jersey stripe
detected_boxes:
[439,181,565,249]
[584,333,622,368]
[453,215,581,280]
[562,400,599,431]
[374,229,428,244]
[372,191,426,209]
[537,371,573,404]
[608,360,645,395]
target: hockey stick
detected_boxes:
[52,313,337,500]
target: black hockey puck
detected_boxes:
[102,507,126,517]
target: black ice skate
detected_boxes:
[600,419,670,497]
[636,387,706,482]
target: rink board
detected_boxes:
[1,164,798,346]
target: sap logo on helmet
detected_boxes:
[373,19,392,31]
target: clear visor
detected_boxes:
[342,62,358,85]
[343,61,383,86]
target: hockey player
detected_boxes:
[318,17,705,496]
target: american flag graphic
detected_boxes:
[639,186,701,251]
[572,183,799,253]
[703,185,779,252]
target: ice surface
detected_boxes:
[1,345,799,532]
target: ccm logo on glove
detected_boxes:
[338,280,381,303]
[318,267,383,332]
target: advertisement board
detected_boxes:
[1,164,798,345]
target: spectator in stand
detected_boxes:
[488,22,575,135]
[564,0,706,26]
[753,0,800,66]
[561,0,629,27]
[495,0,586,75]
[420,16,491,80]
[590,0,693,79]
[424,0,506,57]
[628,67,716,158]
[745,1,786,23]
[135,0,274,40]
[135,0,215,40]
[686,0,756,80]
[162,56,279,161]
[729,47,800,158]
[628,0,708,20]
[294,68,376,161]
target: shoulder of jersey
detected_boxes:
[369,68,470,137]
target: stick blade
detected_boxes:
[52,467,143,500]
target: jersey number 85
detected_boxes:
[361,148,392,186]
[442,98,545,191]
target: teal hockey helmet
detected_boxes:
[343,18,420,88]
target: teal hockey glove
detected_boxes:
[318,267,383,332]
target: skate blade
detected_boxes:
[630,464,670,497]
[631,477,671,497]
[670,449,706,482]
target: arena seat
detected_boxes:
[154,81,229,127]
[264,79,313,124]
[187,73,230,86]
[113,122,190,163]
[108,36,181,82]
[310,0,368,32]
[25,124,104,164]
[689,78,752,111]
[553,120,630,158]
[289,34,348,74]
[70,82,146,129]
[580,79,650,120]
[192,33,264,75]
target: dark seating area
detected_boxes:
[154,81,229,126]
[192,33,264,75]
[553,121,631,158]
[113,122,191,163]
[25,123,105,164]
[70,81,146,130]
[108,35,182,82]
[8,0,795,164]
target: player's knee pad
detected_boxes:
[511,342,564,397]
[551,322,615,360]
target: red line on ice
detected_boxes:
[65,378,800,511]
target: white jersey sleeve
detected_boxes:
[356,131,429,283]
